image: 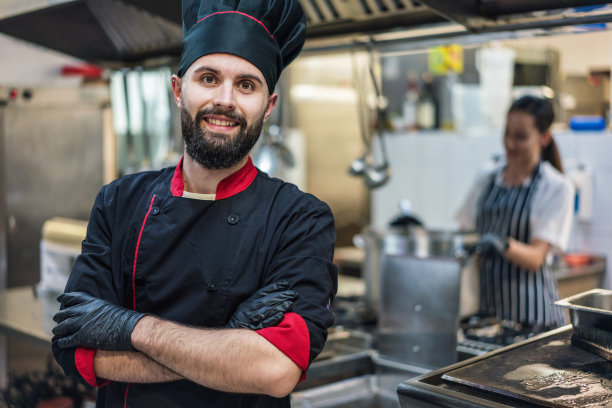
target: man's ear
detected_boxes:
[263,93,279,122]
[171,75,183,109]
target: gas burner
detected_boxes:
[460,316,543,346]
[457,316,551,358]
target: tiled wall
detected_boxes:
[557,131,612,288]
[372,130,612,288]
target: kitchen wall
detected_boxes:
[370,129,612,290]
[2,26,612,288]
[0,33,83,86]
[369,29,612,289]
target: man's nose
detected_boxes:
[212,82,236,110]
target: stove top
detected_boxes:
[457,316,551,358]
[398,327,612,408]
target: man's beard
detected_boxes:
[181,107,264,169]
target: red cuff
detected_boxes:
[75,347,110,388]
[256,313,310,381]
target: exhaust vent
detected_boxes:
[301,0,425,25]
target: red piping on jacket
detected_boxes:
[132,195,156,310]
[123,384,130,408]
[125,194,156,406]
[194,11,274,39]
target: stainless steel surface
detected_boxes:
[397,326,575,408]
[293,375,400,408]
[2,1,612,65]
[3,86,107,287]
[293,357,427,408]
[0,286,55,347]
[554,289,612,358]
[553,255,607,281]
[0,285,56,388]
[555,289,612,339]
[355,228,478,320]
[0,105,6,291]
[0,106,5,389]
[554,289,612,317]
[441,329,612,407]
[0,0,182,68]
[298,328,375,389]
[416,0,612,31]
[378,255,464,369]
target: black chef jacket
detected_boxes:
[52,157,338,408]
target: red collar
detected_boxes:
[170,156,258,199]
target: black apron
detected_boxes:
[475,163,566,328]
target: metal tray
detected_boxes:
[554,288,612,329]
[554,289,612,360]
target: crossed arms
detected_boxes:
[53,283,302,398]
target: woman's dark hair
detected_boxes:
[508,95,563,173]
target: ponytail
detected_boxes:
[542,137,563,173]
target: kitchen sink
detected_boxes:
[292,352,428,408]
[291,375,400,408]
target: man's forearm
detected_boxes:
[94,350,183,383]
[131,316,302,398]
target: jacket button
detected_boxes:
[227,214,240,225]
[207,284,218,292]
[150,206,160,216]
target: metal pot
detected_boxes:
[353,227,478,315]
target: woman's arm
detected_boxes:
[504,238,551,270]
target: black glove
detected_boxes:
[227,281,298,330]
[52,292,146,351]
[474,233,509,256]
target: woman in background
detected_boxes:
[456,95,575,330]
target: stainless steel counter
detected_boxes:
[397,325,612,408]
[0,286,57,388]
[0,286,56,347]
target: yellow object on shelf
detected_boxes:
[41,217,88,248]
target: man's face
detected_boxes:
[172,53,277,169]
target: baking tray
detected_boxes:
[440,330,612,408]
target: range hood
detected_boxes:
[1,0,612,66]
[0,0,183,68]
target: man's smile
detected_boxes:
[203,115,240,131]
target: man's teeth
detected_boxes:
[208,118,235,126]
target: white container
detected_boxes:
[37,217,87,294]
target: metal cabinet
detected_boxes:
[0,85,109,288]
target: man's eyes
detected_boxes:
[239,81,254,91]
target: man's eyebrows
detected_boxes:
[192,67,264,85]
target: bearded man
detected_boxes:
[51,1,338,407]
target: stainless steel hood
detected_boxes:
[0,0,183,67]
[1,0,612,66]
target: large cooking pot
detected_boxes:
[353,226,479,315]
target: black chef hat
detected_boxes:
[177,0,307,94]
